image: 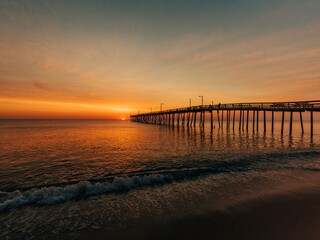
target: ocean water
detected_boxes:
[0,118,320,239]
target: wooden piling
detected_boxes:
[281,111,285,135]
[203,111,206,127]
[271,111,274,134]
[256,110,259,132]
[226,110,229,131]
[221,110,224,129]
[310,110,313,136]
[299,111,304,134]
[172,114,175,127]
[233,110,235,131]
[246,110,249,132]
[242,110,245,131]
[239,110,242,131]
[182,113,185,127]
[229,110,231,130]
[229,110,232,130]
[289,111,293,136]
[263,111,266,134]
[253,110,255,133]
[193,112,195,126]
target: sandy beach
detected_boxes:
[81,184,320,240]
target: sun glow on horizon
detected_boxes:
[0,97,136,119]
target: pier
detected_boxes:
[130,100,320,136]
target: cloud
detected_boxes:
[33,79,50,91]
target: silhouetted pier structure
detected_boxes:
[131,100,320,136]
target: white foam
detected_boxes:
[0,174,173,212]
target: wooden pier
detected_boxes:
[130,100,320,136]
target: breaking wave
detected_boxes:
[0,174,173,213]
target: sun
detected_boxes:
[121,118,125,121]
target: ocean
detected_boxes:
[0,119,320,239]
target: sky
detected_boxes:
[0,0,320,119]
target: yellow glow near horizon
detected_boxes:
[0,98,136,119]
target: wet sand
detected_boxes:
[81,186,320,240]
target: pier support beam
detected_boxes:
[202,111,206,127]
[289,111,293,136]
[182,113,185,127]
[246,110,249,132]
[310,110,313,136]
[263,111,266,134]
[227,110,230,131]
[271,111,274,134]
[252,110,255,133]
[190,112,194,126]
[242,110,245,131]
[299,112,304,134]
[172,114,175,127]
[239,110,242,131]
[256,111,259,132]
[233,110,235,131]
[281,111,285,135]
[221,110,224,129]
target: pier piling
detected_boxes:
[289,111,293,136]
[300,112,304,134]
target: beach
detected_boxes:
[83,176,320,240]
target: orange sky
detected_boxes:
[0,1,320,119]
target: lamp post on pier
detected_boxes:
[199,95,203,106]
[160,103,164,111]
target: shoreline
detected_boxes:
[80,185,320,240]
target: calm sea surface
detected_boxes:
[0,119,320,239]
